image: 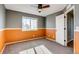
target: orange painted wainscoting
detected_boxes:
[4,28,45,43]
[0,30,5,53]
[74,31,79,54]
[46,28,56,41]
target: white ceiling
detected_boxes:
[5,4,67,17]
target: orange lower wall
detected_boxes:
[4,29,45,43]
[74,32,79,54]
[4,28,56,43]
[46,29,56,41]
[0,31,5,53]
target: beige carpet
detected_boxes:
[19,45,52,54]
[3,39,73,54]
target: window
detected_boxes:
[22,16,37,31]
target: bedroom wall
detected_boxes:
[74,4,79,54]
[0,4,6,53]
[5,10,46,43]
[46,11,63,41]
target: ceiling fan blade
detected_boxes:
[42,5,50,8]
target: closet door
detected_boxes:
[56,14,65,46]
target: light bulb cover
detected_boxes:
[38,9,42,13]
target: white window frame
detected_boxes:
[31,18,38,30]
[22,16,38,31]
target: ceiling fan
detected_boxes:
[38,4,50,13]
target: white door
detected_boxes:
[56,14,65,46]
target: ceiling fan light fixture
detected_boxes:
[38,4,42,13]
[38,9,42,13]
[37,4,50,13]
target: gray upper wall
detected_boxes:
[6,10,45,28]
[46,4,74,29]
[0,4,6,29]
[46,10,64,28]
[75,4,79,29]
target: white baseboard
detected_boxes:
[0,44,6,54]
[46,38,56,42]
[6,37,45,45]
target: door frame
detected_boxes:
[64,5,75,53]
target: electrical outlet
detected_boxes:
[33,35,35,37]
[48,35,50,37]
